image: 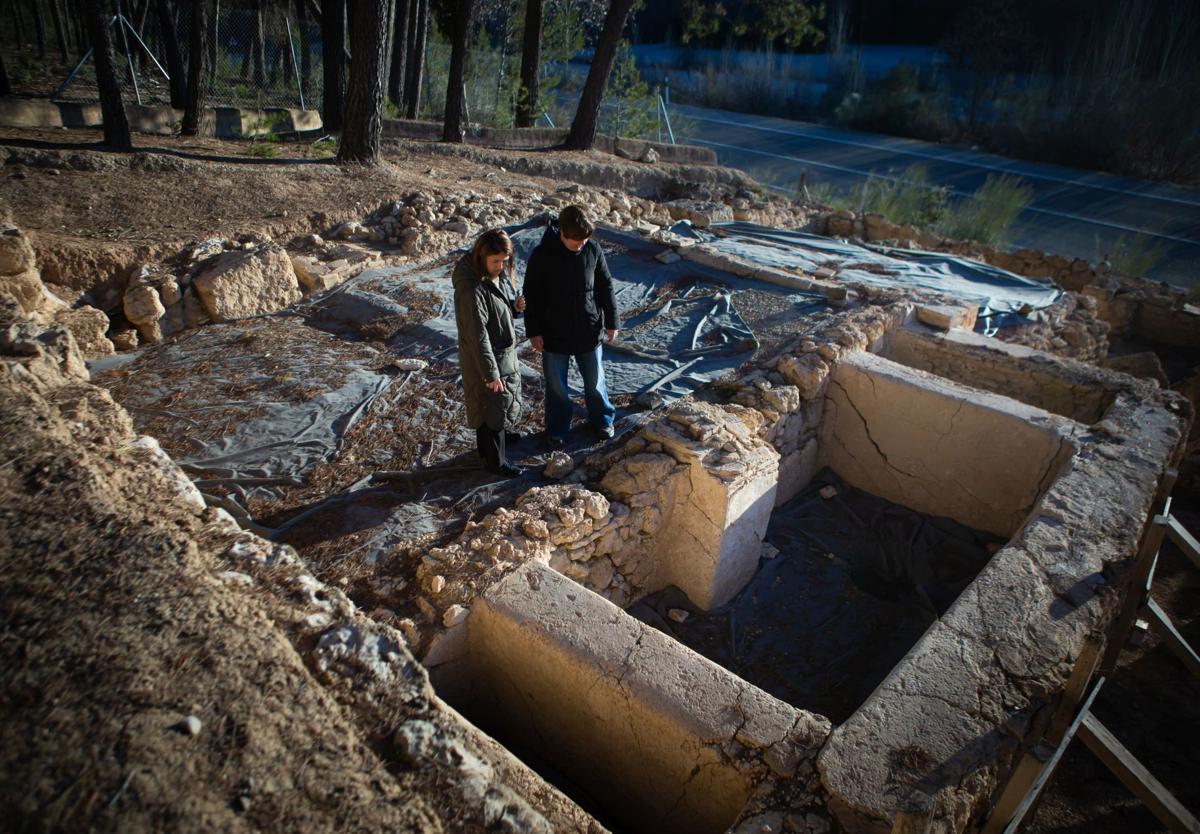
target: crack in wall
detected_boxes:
[829,377,922,481]
[1034,436,1070,500]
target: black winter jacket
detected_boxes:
[522,222,619,355]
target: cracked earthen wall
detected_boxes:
[467,560,831,834]
[818,383,1186,834]
[821,350,1077,538]
[882,324,1119,424]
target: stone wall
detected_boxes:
[0,220,114,358]
[813,208,1198,355]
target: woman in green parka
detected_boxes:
[452,229,525,477]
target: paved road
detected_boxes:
[666,103,1200,286]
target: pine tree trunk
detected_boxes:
[72,0,88,50]
[402,0,424,118]
[514,0,541,127]
[31,0,48,58]
[337,0,390,163]
[0,51,10,95]
[563,0,636,150]
[134,0,151,71]
[321,0,345,129]
[50,0,71,60]
[252,0,265,86]
[207,0,217,84]
[84,0,132,149]
[294,0,310,94]
[155,0,188,107]
[441,0,474,142]
[281,36,292,85]
[386,0,408,108]
[181,0,206,134]
[239,6,250,78]
[10,1,26,48]
[269,34,281,86]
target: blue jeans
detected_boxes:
[542,345,616,439]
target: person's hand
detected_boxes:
[486,378,504,393]
[530,335,544,352]
[513,294,526,313]
[605,329,618,344]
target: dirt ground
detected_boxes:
[0,125,617,246]
[2,125,1198,832]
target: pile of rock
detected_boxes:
[0,221,114,358]
[120,236,301,347]
[337,184,811,256]
[397,483,656,661]
[521,486,650,609]
[994,291,1111,362]
[93,180,816,352]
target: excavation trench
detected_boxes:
[426,339,1081,834]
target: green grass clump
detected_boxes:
[802,167,1035,249]
[309,138,337,159]
[856,165,948,228]
[936,174,1034,247]
[1100,233,1167,277]
[243,142,278,159]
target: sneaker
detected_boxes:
[544,434,565,450]
[488,462,524,478]
[596,425,615,440]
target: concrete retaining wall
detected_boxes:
[0,98,322,138]
[818,367,1185,834]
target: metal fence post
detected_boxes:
[659,94,675,145]
[115,0,142,105]
[285,13,304,110]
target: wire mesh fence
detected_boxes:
[2,0,677,142]
[2,0,321,111]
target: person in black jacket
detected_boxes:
[523,205,620,448]
[452,229,526,477]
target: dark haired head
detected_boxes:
[471,228,514,280]
[559,204,594,241]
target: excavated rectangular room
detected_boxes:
[417,319,1114,834]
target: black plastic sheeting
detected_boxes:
[306,216,826,405]
[630,469,1002,723]
[691,221,1063,335]
[92,216,833,560]
[91,319,395,496]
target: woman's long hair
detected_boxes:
[471,229,515,293]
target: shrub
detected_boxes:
[854,165,948,228]
[244,142,278,159]
[936,174,1033,247]
[308,138,337,159]
[842,64,950,143]
[1099,233,1168,277]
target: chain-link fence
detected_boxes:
[3,0,678,141]
[2,0,321,111]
